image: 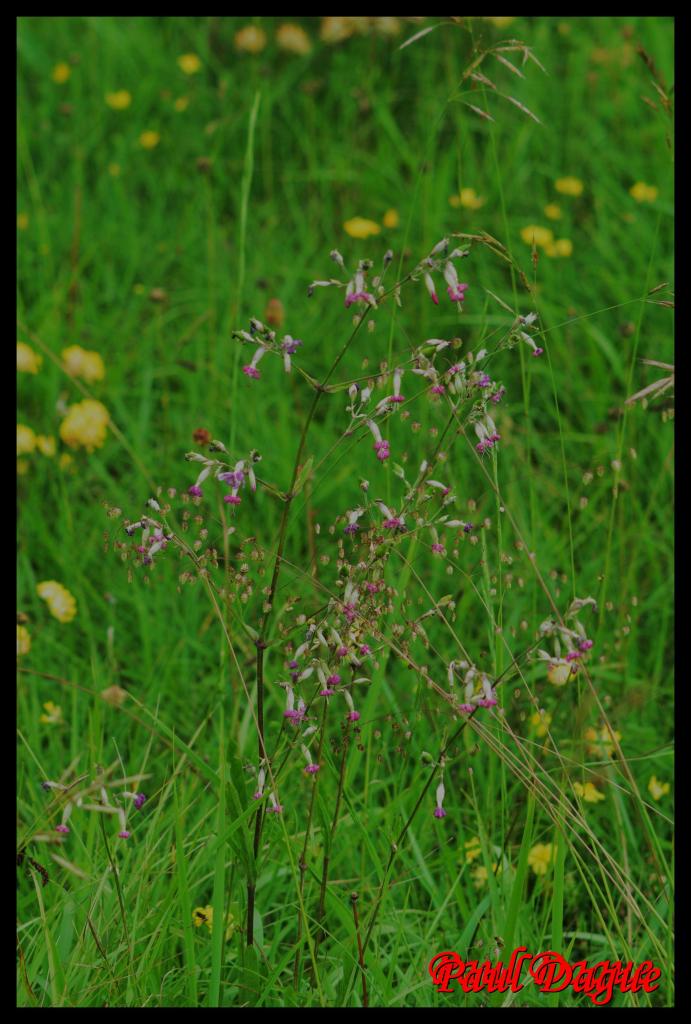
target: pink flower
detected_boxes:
[118,831,131,839]
[188,485,203,497]
[383,517,403,530]
[305,763,320,775]
[243,365,261,379]
[347,711,361,722]
[424,272,439,305]
[345,290,376,308]
[223,494,242,505]
[434,780,447,818]
[55,824,70,834]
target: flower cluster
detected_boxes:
[17,623,32,656]
[37,580,77,623]
[184,446,261,507]
[40,772,147,839]
[308,248,393,312]
[414,237,470,307]
[473,414,502,455]
[232,318,303,379]
[512,311,544,356]
[249,763,282,813]
[448,663,499,713]
[535,596,596,685]
[17,342,42,374]
[59,399,110,451]
[62,345,106,382]
[124,512,174,567]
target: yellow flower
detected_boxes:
[52,62,71,84]
[59,399,110,452]
[234,25,268,54]
[178,53,202,75]
[61,345,106,382]
[37,581,78,624]
[17,342,42,374]
[528,842,554,876]
[108,163,121,177]
[484,17,516,29]
[371,17,401,36]
[530,710,552,738]
[17,424,36,456]
[105,90,132,110]
[555,177,584,197]
[276,23,312,55]
[584,726,622,759]
[35,435,57,457]
[629,181,658,203]
[193,905,214,931]
[449,187,485,210]
[574,781,605,803]
[547,661,574,686]
[520,225,554,249]
[174,96,190,112]
[462,187,485,210]
[545,238,573,259]
[544,203,561,220]
[464,836,482,863]
[344,217,381,240]
[59,452,74,471]
[17,624,31,656]
[320,17,357,44]
[647,775,670,801]
[472,864,489,888]
[139,130,160,149]
[382,208,400,229]
[40,700,64,725]
[17,212,29,230]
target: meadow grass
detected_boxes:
[17,16,673,1007]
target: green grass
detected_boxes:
[18,16,673,1008]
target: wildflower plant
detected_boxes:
[116,223,640,989]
